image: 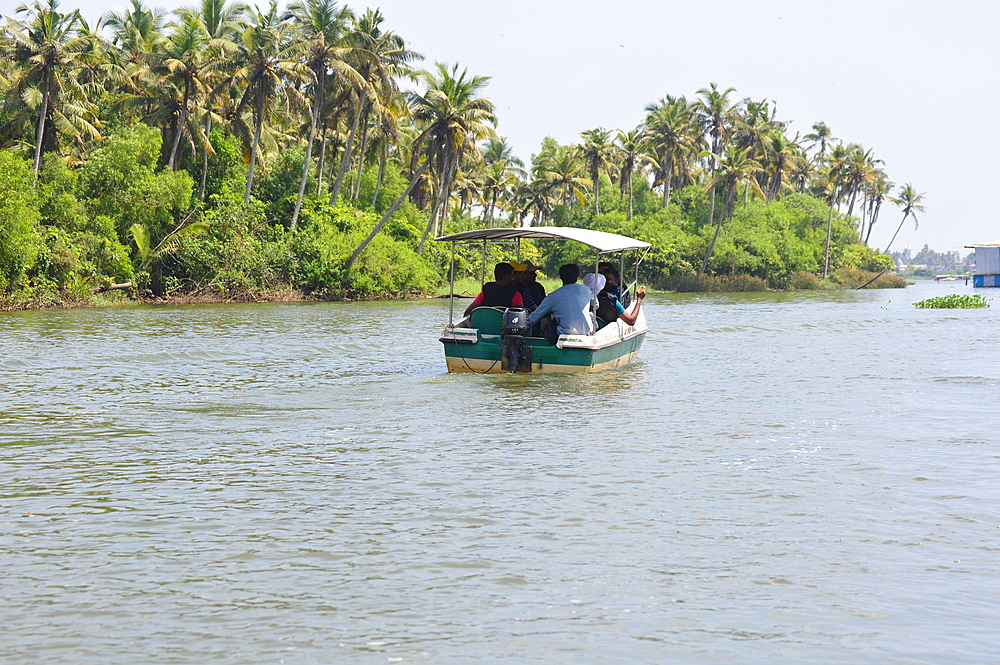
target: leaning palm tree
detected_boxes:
[884,183,925,253]
[211,1,311,205]
[699,146,764,275]
[2,0,98,179]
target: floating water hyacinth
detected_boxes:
[913,294,990,308]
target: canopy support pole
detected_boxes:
[449,241,456,324]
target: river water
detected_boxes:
[2,280,998,664]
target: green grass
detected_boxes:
[913,294,990,309]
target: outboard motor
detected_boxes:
[500,307,532,373]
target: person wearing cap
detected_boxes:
[508,261,538,312]
[520,261,546,307]
[463,262,523,317]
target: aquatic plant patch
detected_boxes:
[913,294,990,308]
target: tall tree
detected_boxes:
[643,95,700,208]
[699,146,763,275]
[284,0,356,227]
[409,62,496,252]
[578,127,613,215]
[348,61,496,263]
[2,0,98,179]
[211,1,311,205]
[615,127,646,220]
[884,183,925,253]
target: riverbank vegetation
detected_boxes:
[1,0,920,310]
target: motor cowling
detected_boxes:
[501,307,530,337]
[500,307,531,373]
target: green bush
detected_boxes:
[0,152,42,293]
[788,271,821,290]
[831,268,907,289]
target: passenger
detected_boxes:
[601,264,630,308]
[528,264,596,344]
[593,270,646,326]
[583,273,616,324]
[463,262,523,317]
[521,261,546,306]
[507,262,538,311]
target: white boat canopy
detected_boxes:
[436,226,651,253]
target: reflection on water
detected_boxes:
[2,280,999,664]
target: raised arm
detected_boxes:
[617,289,645,326]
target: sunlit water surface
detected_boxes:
[2,280,999,664]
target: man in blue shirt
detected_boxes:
[528,264,595,343]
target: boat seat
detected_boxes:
[469,307,506,335]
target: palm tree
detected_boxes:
[144,14,210,170]
[861,173,893,246]
[536,148,589,212]
[2,0,97,179]
[699,146,763,275]
[695,84,740,252]
[104,0,167,69]
[344,9,421,202]
[884,183,925,253]
[615,127,646,220]
[211,1,311,205]
[643,95,700,208]
[348,61,496,264]
[804,121,834,162]
[409,62,496,251]
[578,127,614,215]
[175,0,248,200]
[284,0,357,227]
[478,136,524,225]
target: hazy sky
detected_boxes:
[26,0,1000,253]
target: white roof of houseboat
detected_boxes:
[965,240,1000,248]
[435,227,651,253]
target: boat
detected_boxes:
[436,227,651,373]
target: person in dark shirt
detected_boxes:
[464,262,523,317]
[521,261,546,307]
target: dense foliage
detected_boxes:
[1,0,922,309]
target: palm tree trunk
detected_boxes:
[291,71,324,230]
[372,145,386,207]
[347,158,431,270]
[316,119,327,195]
[329,99,363,205]
[199,115,212,201]
[243,102,264,206]
[351,108,371,200]
[823,204,834,279]
[32,73,51,182]
[699,187,718,276]
[883,212,909,254]
[628,174,633,220]
[168,83,190,170]
[662,154,674,208]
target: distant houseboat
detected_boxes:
[965,240,1000,287]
